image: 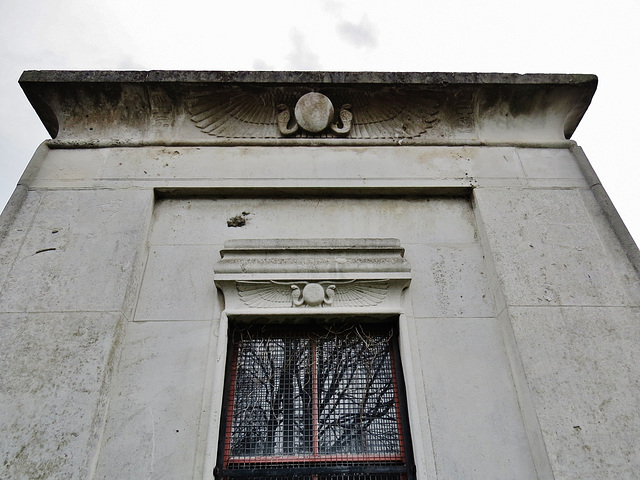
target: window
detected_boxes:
[215,321,415,480]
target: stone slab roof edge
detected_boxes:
[18,70,598,146]
[19,70,597,85]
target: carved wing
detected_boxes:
[236,281,295,308]
[330,281,389,307]
[344,90,439,139]
[188,89,289,138]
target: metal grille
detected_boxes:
[216,322,414,479]
[219,476,405,480]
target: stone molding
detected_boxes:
[19,71,597,147]
[213,238,411,317]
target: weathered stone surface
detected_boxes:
[474,187,631,307]
[404,243,495,318]
[577,187,640,305]
[472,170,640,478]
[415,317,537,479]
[25,145,595,192]
[136,196,483,321]
[0,312,122,479]
[18,70,596,85]
[294,92,335,133]
[517,148,586,183]
[93,320,213,479]
[134,245,219,321]
[509,306,640,478]
[0,190,43,290]
[0,189,152,313]
[19,71,596,147]
[147,196,476,247]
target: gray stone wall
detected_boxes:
[1,72,638,479]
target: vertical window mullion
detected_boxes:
[390,329,416,480]
[219,337,239,474]
[388,343,405,460]
[312,338,319,458]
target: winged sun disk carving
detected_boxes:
[236,280,389,308]
[188,90,439,139]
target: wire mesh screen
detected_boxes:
[217,323,413,479]
[219,476,405,480]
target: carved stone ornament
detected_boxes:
[237,280,388,308]
[213,238,411,317]
[276,92,353,136]
[188,87,438,140]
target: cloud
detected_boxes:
[337,17,377,49]
[286,30,322,70]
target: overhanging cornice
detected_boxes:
[19,70,597,148]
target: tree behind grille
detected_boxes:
[229,324,400,459]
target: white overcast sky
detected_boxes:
[1,0,639,243]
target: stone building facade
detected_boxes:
[1,71,638,479]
